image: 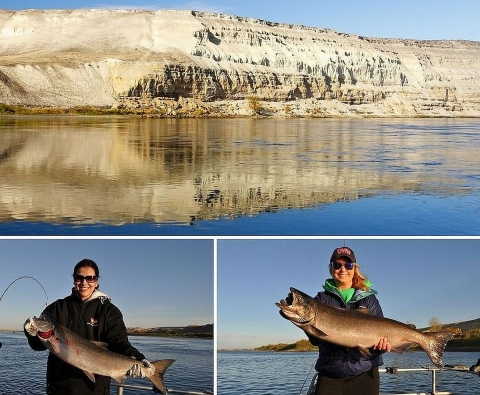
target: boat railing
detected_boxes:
[305,365,479,395]
[112,383,213,395]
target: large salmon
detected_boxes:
[25,315,174,394]
[276,287,454,367]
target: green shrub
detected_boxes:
[247,96,263,114]
[0,103,15,113]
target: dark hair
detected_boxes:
[73,259,100,278]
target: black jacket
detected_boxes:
[25,289,145,395]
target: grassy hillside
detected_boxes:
[255,339,316,352]
[127,324,213,339]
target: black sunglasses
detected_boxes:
[331,261,355,270]
[74,274,98,283]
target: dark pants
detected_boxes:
[47,378,110,395]
[315,367,380,395]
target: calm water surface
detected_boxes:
[0,332,213,394]
[0,116,479,235]
[218,351,480,395]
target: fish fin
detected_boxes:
[91,341,109,349]
[357,347,372,358]
[83,370,96,382]
[306,326,328,338]
[423,331,455,368]
[112,375,127,384]
[148,359,175,394]
[391,342,414,354]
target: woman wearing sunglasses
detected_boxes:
[309,246,391,395]
[25,259,150,395]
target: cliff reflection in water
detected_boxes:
[0,116,476,226]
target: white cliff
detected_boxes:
[1,9,480,117]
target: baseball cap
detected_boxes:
[330,246,356,263]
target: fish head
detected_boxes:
[276,287,315,325]
[24,314,55,340]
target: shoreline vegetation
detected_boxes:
[127,324,213,339]
[1,102,479,119]
[0,102,393,118]
[0,103,149,116]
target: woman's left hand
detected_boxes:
[372,337,391,352]
[127,359,152,377]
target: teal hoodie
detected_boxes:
[323,278,377,306]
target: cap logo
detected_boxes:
[336,247,352,256]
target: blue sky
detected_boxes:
[0,238,214,330]
[2,0,480,41]
[217,238,480,350]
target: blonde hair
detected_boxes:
[352,264,370,291]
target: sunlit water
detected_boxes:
[217,351,480,395]
[0,332,213,394]
[0,116,479,235]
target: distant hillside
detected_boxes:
[255,339,316,352]
[127,324,213,339]
[1,9,480,117]
[429,317,480,334]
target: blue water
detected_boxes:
[0,117,479,235]
[217,351,480,394]
[1,192,478,235]
[0,332,213,394]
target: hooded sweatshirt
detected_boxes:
[25,288,145,395]
[310,279,385,378]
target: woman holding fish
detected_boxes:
[24,259,153,395]
[310,246,390,395]
[277,246,453,394]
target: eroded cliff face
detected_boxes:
[0,9,479,116]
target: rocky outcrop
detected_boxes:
[1,9,479,116]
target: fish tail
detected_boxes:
[423,331,454,368]
[148,359,175,394]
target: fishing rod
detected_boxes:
[0,276,49,307]
[298,361,316,395]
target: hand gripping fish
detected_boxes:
[25,315,175,394]
[276,287,454,368]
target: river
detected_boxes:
[217,350,480,394]
[0,116,479,235]
[0,332,213,394]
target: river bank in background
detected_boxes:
[3,100,480,119]
[127,324,213,339]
